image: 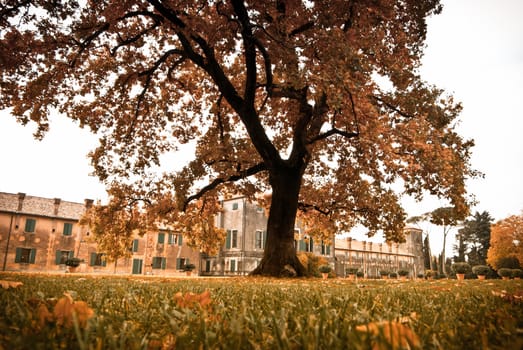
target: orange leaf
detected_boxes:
[356,321,421,350]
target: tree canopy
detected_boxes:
[0,0,477,276]
[487,213,523,270]
[458,211,493,266]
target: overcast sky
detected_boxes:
[1,0,522,255]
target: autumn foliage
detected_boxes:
[487,213,523,270]
[0,1,477,276]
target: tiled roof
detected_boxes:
[0,192,91,220]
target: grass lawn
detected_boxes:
[1,273,522,349]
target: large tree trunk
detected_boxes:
[251,166,306,277]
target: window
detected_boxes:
[63,223,73,236]
[15,248,36,264]
[298,237,313,252]
[55,250,74,264]
[255,230,266,249]
[89,253,106,267]
[157,232,165,244]
[168,233,177,245]
[152,256,166,269]
[24,218,36,233]
[176,258,188,270]
[132,239,139,252]
[230,259,236,272]
[232,202,239,210]
[321,241,331,255]
[226,229,238,249]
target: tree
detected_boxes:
[487,213,523,270]
[0,1,477,276]
[458,211,492,265]
[409,207,465,274]
[422,234,432,270]
[80,185,151,270]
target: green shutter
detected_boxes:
[132,239,139,252]
[326,245,331,255]
[158,232,165,244]
[230,259,236,272]
[225,230,231,249]
[309,238,314,252]
[178,234,183,246]
[25,219,36,232]
[90,253,96,266]
[101,254,107,267]
[161,257,166,270]
[321,243,325,255]
[299,240,306,251]
[15,248,22,263]
[168,233,174,245]
[176,258,182,270]
[63,223,73,236]
[56,250,62,264]
[68,251,74,259]
[29,249,36,264]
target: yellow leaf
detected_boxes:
[356,321,421,350]
[53,293,94,328]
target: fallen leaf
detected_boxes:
[356,321,421,350]
[0,280,23,289]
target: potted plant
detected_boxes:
[65,257,83,272]
[356,271,364,279]
[398,269,409,280]
[472,265,490,280]
[451,262,471,280]
[511,268,523,280]
[497,268,512,280]
[346,267,359,279]
[425,270,435,279]
[183,263,196,276]
[379,270,390,279]
[389,272,398,279]
[319,265,332,279]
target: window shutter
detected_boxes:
[90,253,96,266]
[299,240,306,251]
[68,251,74,259]
[326,245,331,255]
[25,219,36,232]
[158,232,165,244]
[230,259,236,272]
[132,239,139,252]
[63,223,73,236]
[55,250,62,264]
[168,233,174,245]
[178,234,183,246]
[29,249,36,264]
[15,248,22,263]
[161,257,166,270]
[225,230,231,249]
[102,254,107,267]
[263,231,267,249]
[176,258,182,270]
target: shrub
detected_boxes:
[451,262,471,274]
[379,270,389,276]
[398,269,409,277]
[510,269,523,278]
[346,267,359,275]
[497,268,512,278]
[297,252,328,277]
[472,265,490,276]
[65,257,82,267]
[184,263,196,272]
[389,272,398,278]
[425,270,436,278]
[356,271,364,278]
[319,265,332,274]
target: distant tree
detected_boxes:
[410,207,465,275]
[487,213,523,270]
[80,185,150,271]
[453,228,467,262]
[459,211,493,265]
[494,256,521,270]
[0,1,477,276]
[422,234,433,270]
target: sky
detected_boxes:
[1,0,522,256]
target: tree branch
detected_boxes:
[183,162,267,210]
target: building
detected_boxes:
[0,192,199,275]
[200,196,335,276]
[1,191,425,277]
[334,227,424,278]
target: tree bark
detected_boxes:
[251,165,307,277]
